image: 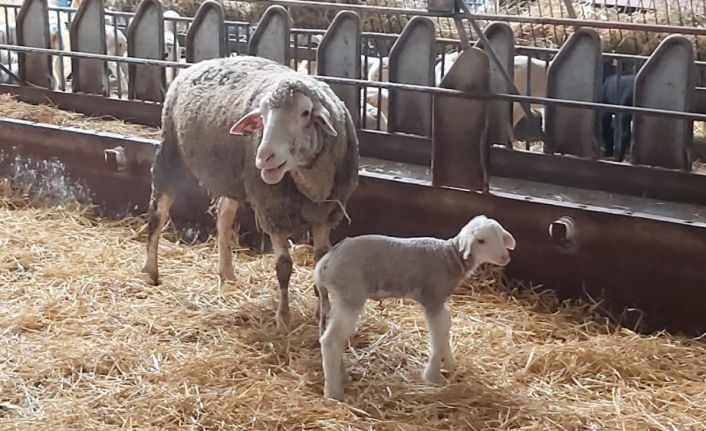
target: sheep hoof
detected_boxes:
[323,387,344,402]
[275,309,292,331]
[141,265,160,286]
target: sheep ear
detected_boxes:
[502,229,516,250]
[312,101,337,137]
[230,109,263,136]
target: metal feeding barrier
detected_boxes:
[2,0,706,336]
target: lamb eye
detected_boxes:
[478,239,485,244]
[302,110,310,117]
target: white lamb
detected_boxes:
[163,10,183,86]
[363,86,388,121]
[366,56,389,82]
[362,102,387,132]
[314,215,516,401]
[434,51,460,86]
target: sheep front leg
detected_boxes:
[422,304,456,384]
[312,223,332,319]
[216,197,239,282]
[271,233,292,330]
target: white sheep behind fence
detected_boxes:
[434,51,552,136]
[315,215,516,401]
[105,23,128,91]
[0,49,18,83]
[363,102,387,132]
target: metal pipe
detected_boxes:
[0,44,188,68]
[2,44,705,122]
[454,0,545,142]
[319,75,706,122]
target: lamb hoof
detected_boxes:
[422,369,445,385]
[275,309,292,332]
[323,387,344,402]
[218,269,235,282]
[442,356,457,373]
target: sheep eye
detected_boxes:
[478,239,485,244]
[302,110,310,117]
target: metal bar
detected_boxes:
[490,147,706,207]
[0,43,188,68]
[318,75,706,122]
[455,0,545,142]
[1,44,703,123]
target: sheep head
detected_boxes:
[456,215,516,271]
[229,79,338,185]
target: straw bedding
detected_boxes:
[2,166,706,429]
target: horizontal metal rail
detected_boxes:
[3,43,706,123]
[0,44,188,69]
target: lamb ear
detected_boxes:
[501,228,516,250]
[230,108,263,136]
[458,234,474,261]
[312,101,337,137]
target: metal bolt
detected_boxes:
[548,216,576,248]
[104,146,127,172]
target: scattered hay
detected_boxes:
[506,0,706,57]
[1,181,706,429]
[0,94,160,140]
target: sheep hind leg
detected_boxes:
[271,233,293,331]
[422,303,456,384]
[317,283,331,338]
[141,140,186,286]
[320,299,363,401]
[216,197,239,282]
[142,192,176,286]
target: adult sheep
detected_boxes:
[142,55,360,330]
